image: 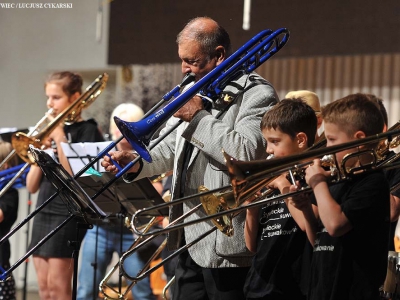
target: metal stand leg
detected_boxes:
[21,192,32,300]
[70,221,92,300]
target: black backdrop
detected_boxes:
[108,0,400,65]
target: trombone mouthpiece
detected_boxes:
[182,73,196,86]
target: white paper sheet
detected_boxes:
[60,141,114,177]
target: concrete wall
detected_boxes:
[0,0,114,129]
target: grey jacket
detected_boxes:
[130,72,278,268]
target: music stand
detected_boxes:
[60,141,168,299]
[31,143,168,300]
[60,141,168,222]
[29,146,110,300]
[77,173,168,225]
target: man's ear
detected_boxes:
[215,46,226,66]
[296,132,308,149]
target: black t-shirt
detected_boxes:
[37,119,104,215]
[383,151,400,251]
[309,171,390,300]
[0,188,18,266]
[244,197,308,299]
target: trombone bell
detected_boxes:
[113,116,153,163]
[199,185,234,237]
[11,133,41,164]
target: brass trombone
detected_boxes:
[0,73,108,281]
[130,126,400,238]
[0,73,108,198]
[11,73,108,164]
[130,137,327,237]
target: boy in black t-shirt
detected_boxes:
[244,99,317,300]
[292,93,390,300]
[366,95,400,252]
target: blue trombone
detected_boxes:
[114,28,290,163]
[0,28,290,284]
[0,163,30,190]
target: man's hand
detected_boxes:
[173,95,204,122]
[101,150,140,174]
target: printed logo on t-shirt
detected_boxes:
[313,227,335,252]
[259,199,297,240]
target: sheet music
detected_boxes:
[60,141,114,177]
[59,141,168,220]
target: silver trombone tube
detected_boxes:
[130,186,229,236]
[101,224,216,299]
[162,276,175,300]
[119,152,400,292]
[115,187,328,295]
[123,225,217,282]
[99,203,205,299]
[99,217,160,300]
[122,239,168,289]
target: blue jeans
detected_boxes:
[77,225,156,300]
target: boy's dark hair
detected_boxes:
[365,94,388,127]
[260,98,317,147]
[322,93,384,137]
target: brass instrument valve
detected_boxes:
[286,167,307,188]
[320,154,338,178]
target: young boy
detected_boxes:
[366,95,400,253]
[295,93,390,300]
[243,98,317,300]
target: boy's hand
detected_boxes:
[287,183,311,211]
[267,173,291,194]
[305,159,331,189]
